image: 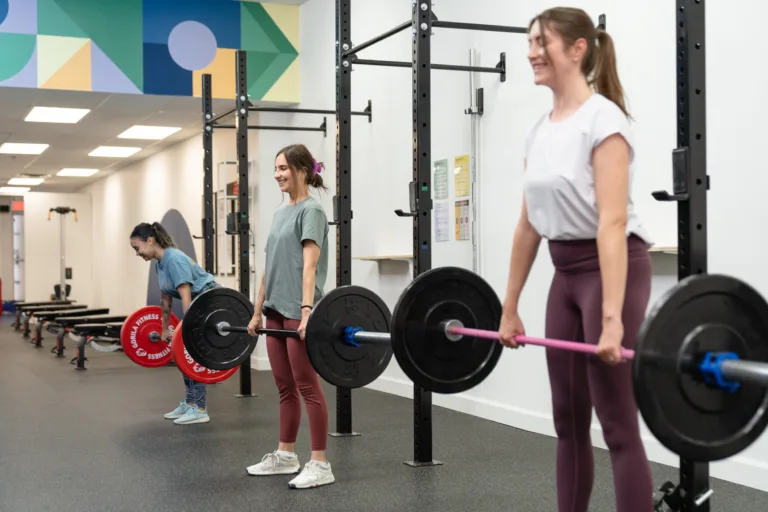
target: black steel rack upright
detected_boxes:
[651,1,710,510]
[338,0,525,466]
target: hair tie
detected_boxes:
[312,158,322,175]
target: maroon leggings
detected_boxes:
[545,235,653,512]
[265,309,328,451]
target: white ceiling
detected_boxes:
[0,87,235,194]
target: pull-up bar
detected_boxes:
[351,55,506,82]
[215,117,328,137]
[249,100,373,122]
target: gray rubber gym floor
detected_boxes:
[1,317,766,512]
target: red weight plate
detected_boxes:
[120,306,180,368]
[172,322,238,384]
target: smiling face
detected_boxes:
[274,152,305,195]
[527,18,588,89]
[130,237,156,261]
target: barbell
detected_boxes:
[177,266,768,463]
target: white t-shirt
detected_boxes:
[523,93,652,244]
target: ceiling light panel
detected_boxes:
[25,106,90,124]
[57,168,100,177]
[88,146,141,158]
[0,143,49,155]
[117,125,182,140]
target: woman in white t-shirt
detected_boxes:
[498,7,654,512]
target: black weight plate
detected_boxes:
[634,273,768,462]
[391,266,503,394]
[182,287,256,371]
[305,285,393,389]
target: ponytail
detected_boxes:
[593,29,630,118]
[129,221,176,248]
[150,222,176,248]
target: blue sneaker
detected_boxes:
[174,407,210,425]
[164,402,192,420]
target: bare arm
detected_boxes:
[177,284,193,314]
[593,134,630,325]
[502,162,542,317]
[301,241,321,313]
[160,293,173,334]
[251,272,266,321]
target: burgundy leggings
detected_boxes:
[265,309,328,451]
[545,235,653,512]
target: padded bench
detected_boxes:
[69,322,125,371]
[50,314,128,358]
[18,304,89,338]
[12,300,75,330]
[30,308,110,348]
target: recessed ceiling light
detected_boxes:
[88,146,141,158]
[117,125,182,140]
[0,143,49,155]
[57,168,100,177]
[25,106,90,124]
[8,177,44,186]
[0,186,31,195]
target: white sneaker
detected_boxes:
[246,451,301,476]
[288,460,335,489]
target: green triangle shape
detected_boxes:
[0,34,36,81]
[247,52,297,100]
[37,0,88,38]
[241,5,280,53]
[47,0,143,91]
[241,3,297,56]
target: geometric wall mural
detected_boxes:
[0,0,300,102]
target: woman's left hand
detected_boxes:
[596,318,625,366]
[298,311,310,340]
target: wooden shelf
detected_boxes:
[353,255,413,262]
[649,246,678,255]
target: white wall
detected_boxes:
[84,131,258,316]
[0,199,13,304]
[23,193,93,305]
[279,0,768,491]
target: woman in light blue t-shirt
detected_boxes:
[129,221,219,426]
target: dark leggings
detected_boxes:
[545,235,653,512]
[265,309,328,451]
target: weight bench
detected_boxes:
[19,304,88,338]
[29,308,110,348]
[11,300,74,330]
[51,314,128,358]
[70,322,124,371]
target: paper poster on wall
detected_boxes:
[453,154,470,197]
[435,201,450,242]
[455,199,470,241]
[433,159,449,200]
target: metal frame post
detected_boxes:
[652,1,710,510]
[405,0,439,468]
[330,0,357,438]
[201,75,215,275]
[59,214,66,300]
[234,50,257,399]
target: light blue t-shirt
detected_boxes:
[156,247,215,300]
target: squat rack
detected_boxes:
[335,1,566,466]
[652,2,710,510]
[199,54,372,406]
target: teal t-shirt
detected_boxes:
[156,247,215,300]
[263,196,329,320]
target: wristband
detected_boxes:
[301,305,313,311]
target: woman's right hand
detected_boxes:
[247,312,263,336]
[498,311,525,349]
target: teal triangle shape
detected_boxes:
[44,0,143,91]
[247,51,297,100]
[241,3,297,56]
[240,5,280,53]
[37,0,87,38]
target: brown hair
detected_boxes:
[275,144,328,192]
[529,7,629,118]
[130,222,176,248]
